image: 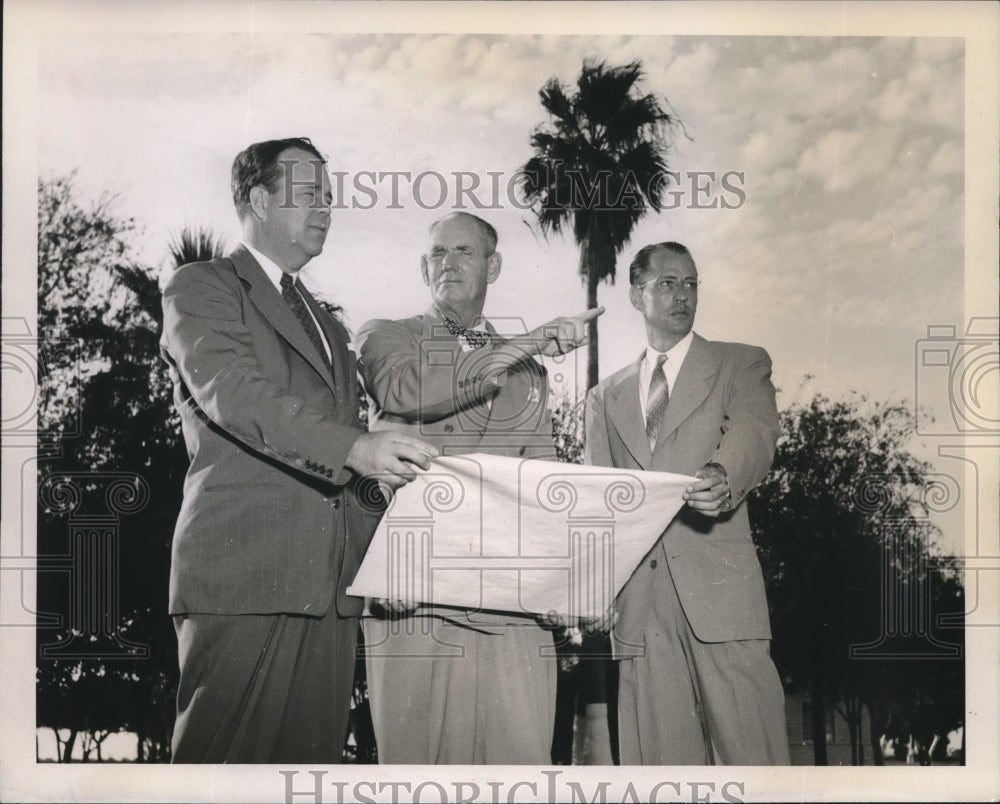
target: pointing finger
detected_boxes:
[575,306,606,323]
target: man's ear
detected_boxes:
[486,252,502,285]
[629,284,644,312]
[420,256,430,285]
[248,185,269,221]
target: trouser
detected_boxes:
[171,610,357,763]
[363,613,557,764]
[616,566,789,765]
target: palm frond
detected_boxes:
[520,58,683,388]
[167,226,227,268]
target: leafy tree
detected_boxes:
[35,174,225,761]
[749,388,964,765]
[550,391,585,465]
[519,59,678,390]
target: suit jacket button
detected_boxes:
[332,498,341,509]
[650,559,658,569]
[444,424,454,433]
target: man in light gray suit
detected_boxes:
[160,137,436,763]
[585,241,789,765]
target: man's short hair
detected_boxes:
[231,137,326,218]
[430,212,499,255]
[628,241,693,285]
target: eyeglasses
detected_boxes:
[636,277,701,294]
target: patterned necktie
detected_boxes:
[645,353,669,451]
[442,315,491,349]
[280,272,330,368]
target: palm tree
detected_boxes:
[167,225,227,269]
[519,59,678,390]
[109,226,227,331]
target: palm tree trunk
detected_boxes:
[586,268,599,390]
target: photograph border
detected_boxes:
[3,1,997,801]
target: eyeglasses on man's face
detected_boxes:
[636,276,701,294]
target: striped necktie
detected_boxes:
[645,353,669,451]
[280,272,330,368]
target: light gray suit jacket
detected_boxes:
[585,333,779,652]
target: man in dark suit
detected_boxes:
[160,137,437,763]
[585,241,789,765]
[357,212,601,763]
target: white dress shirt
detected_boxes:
[638,330,694,419]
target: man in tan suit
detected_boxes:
[160,137,436,762]
[357,212,600,764]
[585,241,789,765]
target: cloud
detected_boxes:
[928,141,963,176]
[34,30,967,425]
[797,128,867,191]
[875,62,963,131]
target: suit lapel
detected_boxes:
[300,286,348,403]
[607,355,651,468]
[230,246,337,396]
[653,334,718,451]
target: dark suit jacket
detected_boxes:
[356,307,555,624]
[160,245,382,618]
[585,334,779,651]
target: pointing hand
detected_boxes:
[530,307,605,357]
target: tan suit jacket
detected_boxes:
[585,334,779,651]
[357,307,555,624]
[358,308,553,457]
[160,245,381,618]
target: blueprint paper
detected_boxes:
[347,454,696,618]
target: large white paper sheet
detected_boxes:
[348,454,696,618]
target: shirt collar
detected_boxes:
[644,330,694,369]
[243,241,296,292]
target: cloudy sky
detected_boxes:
[37,27,972,410]
[19,5,997,541]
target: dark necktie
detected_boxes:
[645,353,669,451]
[280,272,330,368]
[442,315,491,349]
